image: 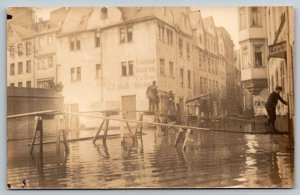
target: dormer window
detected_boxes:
[101,7,108,20]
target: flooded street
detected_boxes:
[7,128,294,189]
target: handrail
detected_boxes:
[64,111,211,131]
[7,110,61,119]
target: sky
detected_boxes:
[194,7,239,49]
[34,7,240,49]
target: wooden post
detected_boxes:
[30,116,40,155]
[92,119,106,143]
[39,116,43,154]
[139,113,144,136]
[174,128,184,147]
[56,129,61,154]
[182,129,191,151]
[103,119,110,141]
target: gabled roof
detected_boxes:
[7,23,35,42]
[202,16,217,36]
[60,7,93,35]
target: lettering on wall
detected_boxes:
[107,58,156,91]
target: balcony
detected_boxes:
[241,67,267,81]
[241,67,268,95]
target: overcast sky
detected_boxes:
[34,7,240,49]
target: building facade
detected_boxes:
[7,7,240,125]
[265,7,294,131]
[238,7,268,116]
[7,8,35,88]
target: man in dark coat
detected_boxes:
[265,86,288,131]
[146,81,159,111]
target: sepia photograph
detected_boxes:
[6,6,295,189]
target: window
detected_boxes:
[160,59,165,76]
[96,64,101,79]
[208,58,211,72]
[200,77,203,93]
[121,61,134,76]
[198,52,202,68]
[127,26,133,42]
[9,45,14,58]
[251,7,261,27]
[120,26,133,43]
[120,28,126,43]
[254,46,262,67]
[158,24,165,42]
[121,62,127,76]
[101,7,108,20]
[25,42,31,56]
[76,38,81,50]
[204,78,207,93]
[70,37,75,51]
[37,79,54,89]
[17,44,23,56]
[166,29,173,45]
[199,34,202,44]
[71,67,81,82]
[242,47,249,69]
[10,83,15,87]
[48,56,53,68]
[26,60,31,73]
[169,61,174,77]
[180,68,184,86]
[47,35,53,46]
[207,39,210,50]
[128,61,134,76]
[77,67,81,81]
[70,36,81,51]
[187,70,191,88]
[18,62,23,74]
[95,32,100,47]
[18,82,23,87]
[240,8,246,29]
[26,81,31,88]
[10,63,15,75]
[186,43,191,60]
[39,37,43,48]
[179,38,183,57]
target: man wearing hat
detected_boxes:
[265,86,288,131]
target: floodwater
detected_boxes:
[7,127,294,189]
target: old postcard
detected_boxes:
[6,6,294,189]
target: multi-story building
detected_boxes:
[202,17,223,116]
[7,7,240,125]
[238,7,268,116]
[265,7,294,131]
[56,7,194,119]
[7,8,35,88]
[33,8,67,88]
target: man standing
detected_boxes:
[265,86,288,131]
[146,81,159,111]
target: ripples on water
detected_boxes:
[7,128,294,189]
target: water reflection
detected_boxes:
[7,128,294,188]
